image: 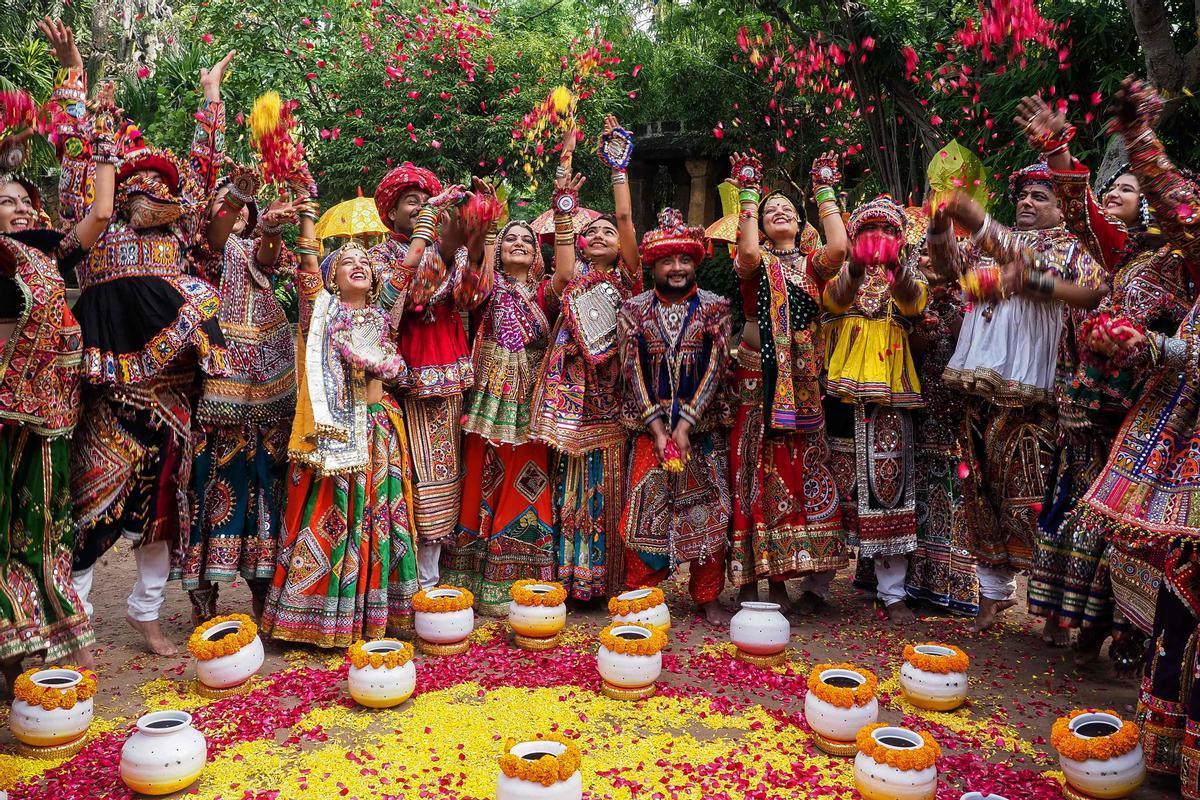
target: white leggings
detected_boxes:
[71,540,171,623]
[976,564,1018,602]
[417,542,443,590]
[874,554,909,605]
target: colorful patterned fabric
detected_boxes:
[728,346,847,584]
[0,235,82,437]
[440,434,555,616]
[402,394,463,544]
[639,207,706,265]
[624,543,725,606]
[555,444,625,600]
[0,427,93,661]
[261,398,418,648]
[1049,157,1131,272]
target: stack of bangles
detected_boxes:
[554,215,575,247]
[1024,263,1055,296]
[295,235,321,257]
[815,186,839,220]
[412,207,439,244]
[555,153,572,180]
[738,187,759,205]
[611,170,626,185]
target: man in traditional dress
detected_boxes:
[617,209,733,627]
[929,164,1107,633]
[823,196,927,625]
[370,165,486,588]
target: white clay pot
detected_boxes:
[961,794,1009,800]
[729,601,790,655]
[900,645,969,711]
[597,625,662,689]
[119,710,207,796]
[853,727,938,800]
[415,588,475,644]
[496,739,583,800]
[509,585,567,639]
[611,589,671,632]
[347,639,417,709]
[803,668,879,742]
[9,669,94,747]
[194,618,265,689]
[1059,713,1145,799]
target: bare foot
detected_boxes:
[126,615,178,656]
[1042,617,1071,647]
[67,646,96,671]
[973,597,1017,632]
[790,591,826,619]
[736,583,758,605]
[1,656,23,697]
[767,582,793,613]
[884,600,916,626]
[250,590,267,623]
[699,601,734,628]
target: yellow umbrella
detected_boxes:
[314,194,388,241]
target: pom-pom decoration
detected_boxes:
[248,92,315,197]
[660,440,686,474]
[850,229,903,269]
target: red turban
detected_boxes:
[640,207,707,265]
[374,163,443,232]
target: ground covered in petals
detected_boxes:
[0,545,1176,799]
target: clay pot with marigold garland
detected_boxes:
[496,734,583,800]
[347,639,417,708]
[803,663,880,756]
[853,724,940,800]
[413,585,475,656]
[188,613,265,696]
[597,622,666,701]
[608,587,670,632]
[508,580,568,651]
[9,667,97,756]
[1052,710,1145,800]
[899,643,970,712]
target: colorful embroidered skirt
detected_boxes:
[905,425,980,615]
[728,353,846,585]
[173,421,290,590]
[401,394,463,544]
[440,434,555,616]
[260,399,418,648]
[963,401,1054,571]
[826,400,918,559]
[71,372,195,572]
[620,430,730,602]
[0,426,94,661]
[554,444,625,601]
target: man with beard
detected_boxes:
[617,208,733,627]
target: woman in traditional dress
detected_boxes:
[1019,94,1192,664]
[726,151,849,616]
[0,78,117,674]
[260,229,419,648]
[1086,76,1200,797]
[529,116,641,601]
[43,18,234,656]
[179,165,303,623]
[441,220,559,614]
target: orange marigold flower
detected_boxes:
[856,723,941,771]
[607,587,666,617]
[498,734,582,787]
[510,580,568,607]
[412,585,475,613]
[806,663,878,708]
[903,643,970,674]
[347,640,415,670]
[1051,709,1140,762]
[187,613,259,661]
[598,622,668,656]
[13,667,97,712]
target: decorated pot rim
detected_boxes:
[428,588,463,599]
[618,588,656,601]
[413,584,475,613]
[610,624,651,640]
[598,621,668,656]
[960,793,1010,800]
[913,644,957,657]
[609,586,666,617]
[856,723,941,770]
[30,668,83,689]
[363,639,406,653]
[738,601,782,611]
[498,735,582,784]
[806,662,878,708]
[202,620,243,641]
[871,726,924,749]
[903,642,969,674]
[1067,711,1123,737]
[509,740,568,759]
[1052,709,1140,761]
[136,710,193,736]
[818,667,865,687]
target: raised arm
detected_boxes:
[599,115,640,276]
[39,18,90,226]
[403,183,463,309]
[71,83,118,250]
[808,151,848,281]
[730,152,763,280]
[551,172,586,297]
[189,51,236,198]
[294,199,323,335]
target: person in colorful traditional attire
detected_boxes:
[617,208,733,627]
[178,164,305,624]
[370,164,488,589]
[1083,76,1200,796]
[1017,94,1193,662]
[45,22,234,656]
[440,219,559,615]
[823,195,927,625]
[725,151,849,616]
[904,255,982,617]
[929,162,1108,633]
[260,233,419,648]
[0,70,118,674]
[529,116,642,601]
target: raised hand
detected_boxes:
[37,17,82,69]
[1110,75,1163,133]
[428,183,466,212]
[1015,95,1068,149]
[200,50,236,103]
[556,171,585,196]
[810,150,841,189]
[729,151,763,189]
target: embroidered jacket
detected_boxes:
[618,288,732,433]
[1124,127,1200,278]
[0,236,82,437]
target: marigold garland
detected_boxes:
[412,585,475,613]
[510,580,568,607]
[598,622,668,656]
[12,667,98,711]
[347,640,415,670]
[1051,709,1140,762]
[498,734,582,787]
[806,663,878,708]
[188,613,259,661]
[608,587,666,617]
[903,643,970,674]
[856,723,941,771]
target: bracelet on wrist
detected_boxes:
[611,172,627,185]
[814,186,837,205]
[738,188,760,205]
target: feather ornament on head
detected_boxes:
[249,92,315,197]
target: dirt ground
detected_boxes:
[0,541,1181,799]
